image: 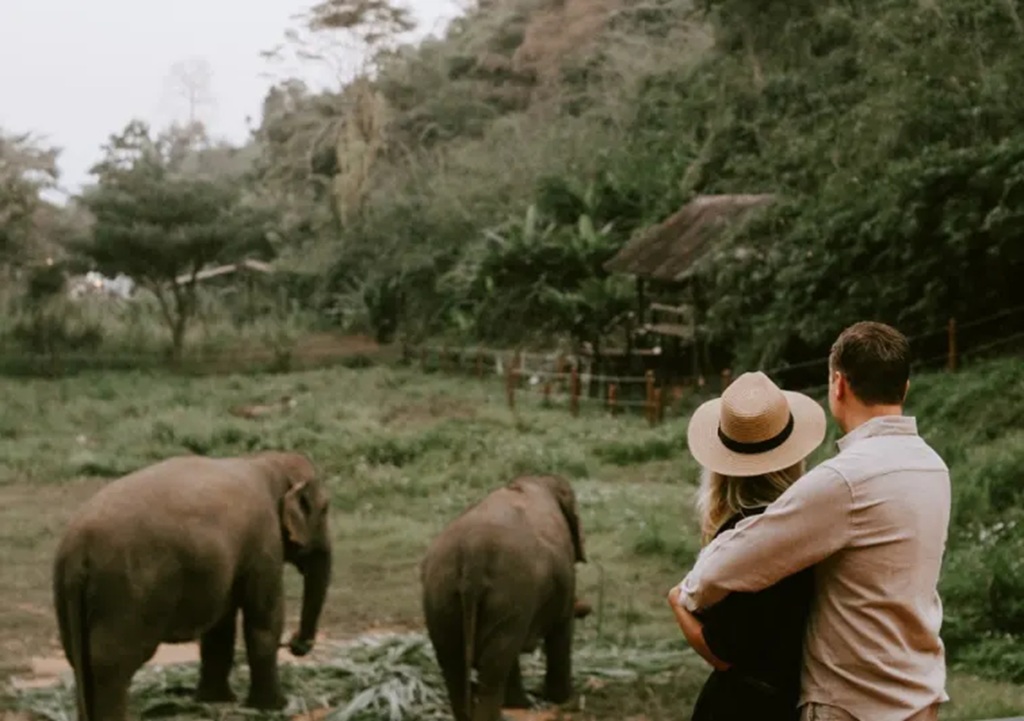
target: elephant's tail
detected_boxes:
[55,554,94,721]
[459,568,480,721]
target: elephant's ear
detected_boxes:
[282,480,313,548]
[553,480,587,564]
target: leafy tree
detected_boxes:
[440,184,635,354]
[74,121,274,362]
[0,129,60,266]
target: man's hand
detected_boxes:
[667,584,731,672]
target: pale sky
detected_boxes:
[0,0,462,200]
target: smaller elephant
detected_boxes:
[52,451,333,721]
[421,474,587,721]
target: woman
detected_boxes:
[667,371,827,721]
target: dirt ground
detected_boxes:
[6,633,604,721]
[6,637,328,692]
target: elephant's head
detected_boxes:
[254,451,332,657]
[526,474,587,564]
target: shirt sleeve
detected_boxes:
[676,464,853,613]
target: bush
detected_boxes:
[6,298,104,358]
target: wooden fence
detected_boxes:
[407,306,1024,426]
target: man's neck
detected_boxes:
[840,403,904,435]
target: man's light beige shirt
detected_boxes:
[677,415,951,721]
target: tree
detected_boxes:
[74,121,274,362]
[253,0,415,234]
[0,129,60,266]
[163,56,216,129]
[261,0,416,85]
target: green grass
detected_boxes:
[0,355,1022,719]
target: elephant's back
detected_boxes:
[66,455,262,524]
[425,490,559,587]
[56,455,264,584]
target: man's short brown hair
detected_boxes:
[829,321,911,405]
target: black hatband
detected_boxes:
[718,413,795,454]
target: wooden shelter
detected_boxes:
[603,193,776,380]
[175,259,275,323]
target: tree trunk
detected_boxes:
[170,316,187,366]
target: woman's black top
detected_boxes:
[689,506,816,721]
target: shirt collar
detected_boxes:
[836,414,918,452]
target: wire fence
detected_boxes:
[406,305,1024,426]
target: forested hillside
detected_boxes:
[243,0,1024,368]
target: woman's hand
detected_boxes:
[667,584,732,672]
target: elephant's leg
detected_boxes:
[542,617,574,704]
[471,632,524,721]
[90,662,135,721]
[502,657,531,709]
[427,620,469,721]
[87,625,154,721]
[240,577,287,711]
[439,660,469,721]
[196,609,238,703]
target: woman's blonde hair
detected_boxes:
[695,459,807,545]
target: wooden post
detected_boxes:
[475,350,484,378]
[543,379,552,406]
[670,385,684,415]
[947,318,958,372]
[721,368,732,391]
[608,383,618,415]
[556,354,566,391]
[654,387,665,425]
[644,369,655,424]
[505,357,516,410]
[570,363,581,417]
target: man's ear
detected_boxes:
[833,371,847,400]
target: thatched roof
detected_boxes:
[604,193,776,282]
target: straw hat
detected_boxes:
[686,371,827,477]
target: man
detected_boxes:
[670,321,952,721]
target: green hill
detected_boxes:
[249,0,1024,367]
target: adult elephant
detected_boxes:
[52,451,332,721]
[421,474,587,721]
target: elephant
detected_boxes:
[420,474,587,721]
[51,450,332,721]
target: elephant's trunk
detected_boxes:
[289,549,331,656]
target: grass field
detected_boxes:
[1,354,1023,720]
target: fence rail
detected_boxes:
[406,306,1024,426]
